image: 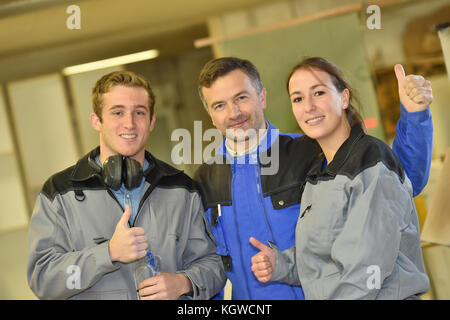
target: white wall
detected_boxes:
[8,73,79,201]
[0,88,28,233]
[0,227,36,299]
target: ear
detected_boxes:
[341,88,350,110]
[149,113,156,132]
[90,112,102,132]
[259,88,267,110]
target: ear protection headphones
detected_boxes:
[88,151,143,191]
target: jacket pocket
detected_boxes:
[299,204,312,219]
[270,184,304,210]
[206,207,229,257]
[165,233,180,270]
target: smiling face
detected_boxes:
[90,85,155,165]
[201,69,267,144]
[289,67,350,146]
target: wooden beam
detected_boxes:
[194,0,410,48]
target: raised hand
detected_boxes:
[250,237,276,283]
[109,205,148,263]
[394,64,433,112]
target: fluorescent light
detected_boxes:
[62,49,159,75]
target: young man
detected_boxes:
[27,71,225,300]
[194,57,433,300]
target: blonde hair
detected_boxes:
[92,70,155,121]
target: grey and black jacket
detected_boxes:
[272,124,430,299]
[27,147,226,300]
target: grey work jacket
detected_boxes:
[27,148,226,300]
[272,125,429,299]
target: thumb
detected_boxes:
[118,205,131,228]
[250,237,270,253]
[394,64,406,85]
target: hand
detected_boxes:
[250,237,276,283]
[394,64,433,112]
[109,205,148,263]
[138,273,193,300]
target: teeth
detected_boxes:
[120,134,137,139]
[306,116,324,124]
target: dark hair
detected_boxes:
[198,57,263,110]
[287,57,365,130]
[92,70,155,122]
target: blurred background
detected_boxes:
[0,0,449,299]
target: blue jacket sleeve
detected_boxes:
[392,103,433,196]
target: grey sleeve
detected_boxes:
[311,164,410,300]
[27,194,119,299]
[177,192,226,300]
[271,244,301,286]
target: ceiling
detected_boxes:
[0,0,282,82]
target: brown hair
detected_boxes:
[92,70,155,121]
[198,57,263,110]
[287,57,365,130]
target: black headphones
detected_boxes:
[88,150,143,191]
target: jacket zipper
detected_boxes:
[231,162,254,300]
[132,182,155,227]
[254,162,276,246]
[106,189,129,224]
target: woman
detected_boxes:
[250,57,430,299]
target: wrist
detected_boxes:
[400,102,430,114]
[108,240,118,262]
[177,273,193,297]
[400,103,431,122]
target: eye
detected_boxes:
[292,96,303,103]
[212,103,224,111]
[236,95,248,103]
[314,90,326,96]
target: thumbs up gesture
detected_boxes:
[250,237,276,283]
[394,64,433,113]
[109,205,148,263]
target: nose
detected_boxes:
[304,95,316,113]
[123,112,135,129]
[227,102,242,119]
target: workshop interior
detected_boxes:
[0,0,448,299]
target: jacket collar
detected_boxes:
[70,147,181,185]
[307,124,366,179]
